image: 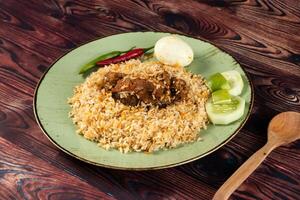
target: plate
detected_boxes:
[34,32,253,170]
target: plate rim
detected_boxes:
[33,31,254,170]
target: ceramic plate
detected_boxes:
[34,32,253,170]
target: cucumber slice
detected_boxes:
[221,70,244,96]
[207,73,230,91]
[212,89,231,104]
[206,96,245,125]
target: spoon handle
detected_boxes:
[213,141,277,200]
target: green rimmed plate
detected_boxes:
[34,32,253,170]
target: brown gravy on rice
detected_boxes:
[68,59,210,153]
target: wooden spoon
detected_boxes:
[213,112,300,200]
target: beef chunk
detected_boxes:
[111,78,155,106]
[170,77,188,101]
[104,72,124,89]
[153,71,172,103]
[113,93,139,106]
[105,70,188,108]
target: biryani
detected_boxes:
[68,59,210,153]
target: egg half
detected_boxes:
[154,35,194,67]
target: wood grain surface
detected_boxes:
[0,0,299,199]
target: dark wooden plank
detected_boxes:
[0,137,115,200]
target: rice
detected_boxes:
[68,59,210,153]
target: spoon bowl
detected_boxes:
[268,112,300,146]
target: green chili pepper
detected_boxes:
[79,46,135,74]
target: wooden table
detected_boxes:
[1,1,299,199]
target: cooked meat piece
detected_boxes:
[104,72,124,89]
[170,77,188,101]
[106,70,188,108]
[120,95,139,106]
[153,71,171,103]
[134,79,155,104]
[112,78,155,106]
[112,92,139,106]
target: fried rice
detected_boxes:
[68,59,210,153]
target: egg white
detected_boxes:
[154,36,194,67]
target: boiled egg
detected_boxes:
[154,35,194,67]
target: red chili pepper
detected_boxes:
[96,46,154,66]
